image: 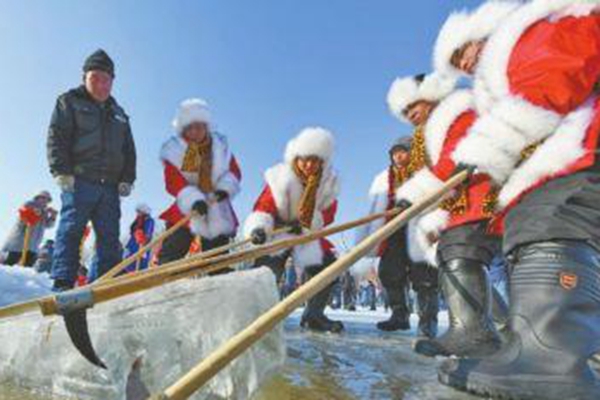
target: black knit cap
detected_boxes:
[389,136,412,154]
[83,49,115,77]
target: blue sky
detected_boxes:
[0,0,481,245]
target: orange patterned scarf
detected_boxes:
[293,162,323,229]
[181,135,214,194]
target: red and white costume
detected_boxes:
[159,99,242,239]
[448,1,600,222]
[244,127,339,270]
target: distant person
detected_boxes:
[1,191,57,266]
[157,99,242,269]
[122,203,155,273]
[47,49,137,291]
[33,239,55,273]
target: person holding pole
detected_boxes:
[357,136,439,337]
[244,127,343,333]
[157,98,242,267]
[121,203,155,274]
[434,1,600,398]
[1,191,57,266]
[47,49,137,291]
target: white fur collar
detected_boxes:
[425,90,474,165]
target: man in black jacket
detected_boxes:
[47,49,136,290]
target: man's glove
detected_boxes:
[214,190,229,202]
[192,200,208,216]
[251,228,267,245]
[396,199,412,211]
[56,175,75,193]
[288,220,304,235]
[456,163,477,176]
[118,182,133,197]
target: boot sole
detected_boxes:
[439,369,600,400]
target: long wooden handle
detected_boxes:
[96,215,192,283]
[18,224,33,266]
[152,171,468,400]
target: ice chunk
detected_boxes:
[0,267,286,400]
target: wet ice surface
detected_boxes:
[255,308,479,400]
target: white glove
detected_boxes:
[56,175,75,193]
[119,182,133,197]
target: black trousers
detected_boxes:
[157,225,233,274]
[4,251,37,267]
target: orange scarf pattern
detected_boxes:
[181,136,214,194]
[293,162,323,229]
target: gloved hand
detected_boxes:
[56,175,75,193]
[456,163,477,176]
[251,228,267,245]
[288,220,304,235]
[214,190,229,202]
[396,199,412,211]
[118,182,133,197]
[192,200,208,216]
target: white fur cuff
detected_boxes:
[396,169,445,204]
[176,186,205,215]
[243,212,275,239]
[491,97,562,143]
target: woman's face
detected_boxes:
[452,40,486,75]
[183,122,209,143]
[296,156,323,176]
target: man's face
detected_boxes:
[452,40,486,75]
[35,195,51,208]
[296,156,323,177]
[404,100,436,126]
[391,148,410,168]
[84,70,113,103]
[183,122,209,143]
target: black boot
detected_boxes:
[301,265,344,333]
[439,241,600,400]
[52,278,75,292]
[377,305,411,331]
[417,287,439,338]
[413,259,500,358]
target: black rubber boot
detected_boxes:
[376,304,411,331]
[301,265,344,333]
[439,241,600,400]
[413,258,500,358]
[416,287,439,338]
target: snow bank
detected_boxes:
[0,267,285,400]
[0,265,52,307]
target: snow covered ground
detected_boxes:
[255,307,479,400]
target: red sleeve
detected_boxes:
[253,185,279,217]
[164,161,189,197]
[19,206,41,226]
[230,156,242,181]
[508,14,600,115]
[432,110,477,181]
[322,200,338,227]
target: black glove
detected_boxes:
[396,199,412,211]
[192,200,208,216]
[214,190,229,202]
[288,220,304,235]
[251,228,267,245]
[456,163,477,176]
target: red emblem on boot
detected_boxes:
[559,272,578,290]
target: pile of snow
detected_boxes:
[0,265,52,307]
[0,267,285,400]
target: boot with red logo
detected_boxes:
[438,241,600,400]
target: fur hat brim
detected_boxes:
[284,127,335,164]
[172,98,212,135]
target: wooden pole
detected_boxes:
[95,215,192,283]
[18,224,33,266]
[150,171,467,400]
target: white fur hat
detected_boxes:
[434,0,522,77]
[386,72,456,122]
[172,98,212,134]
[284,127,335,164]
[135,203,152,215]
